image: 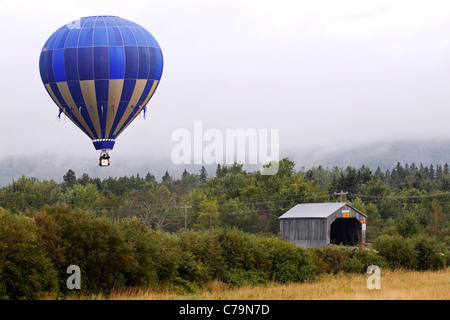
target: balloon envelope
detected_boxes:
[39,16,163,150]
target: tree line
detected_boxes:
[0,159,449,244]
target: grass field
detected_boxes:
[80,269,449,300]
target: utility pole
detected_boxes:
[334,190,348,202]
[181,205,192,230]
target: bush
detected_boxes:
[216,228,267,271]
[178,230,227,282]
[117,218,159,287]
[259,237,316,283]
[412,234,446,271]
[373,235,417,269]
[374,234,447,270]
[43,205,135,293]
[307,245,387,275]
[0,209,58,299]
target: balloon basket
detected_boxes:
[99,150,111,167]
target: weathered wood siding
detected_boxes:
[280,218,328,247]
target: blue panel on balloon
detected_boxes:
[138,47,150,79]
[94,17,106,27]
[124,46,138,79]
[78,47,94,80]
[109,47,125,79]
[83,18,95,28]
[121,79,137,101]
[132,28,147,46]
[148,48,157,80]
[107,27,123,46]
[94,46,109,79]
[64,48,78,81]
[55,29,70,49]
[95,79,109,104]
[46,27,64,50]
[103,16,116,27]
[52,49,66,82]
[120,27,137,46]
[155,49,163,80]
[65,28,81,48]
[67,81,85,105]
[78,27,93,47]
[93,27,108,46]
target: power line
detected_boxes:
[91,190,450,214]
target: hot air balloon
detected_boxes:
[39,16,163,166]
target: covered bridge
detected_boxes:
[279,202,366,247]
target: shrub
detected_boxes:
[178,230,227,282]
[259,237,316,283]
[412,234,446,271]
[307,245,387,275]
[373,235,417,269]
[308,246,348,274]
[216,228,267,271]
[43,205,135,293]
[0,209,58,299]
[117,218,159,287]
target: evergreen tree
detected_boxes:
[145,171,156,183]
[436,164,443,182]
[63,169,76,188]
[77,173,90,186]
[199,166,207,183]
[162,170,171,183]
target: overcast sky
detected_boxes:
[2,0,450,177]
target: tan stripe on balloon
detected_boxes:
[112,79,147,136]
[79,80,102,139]
[114,80,159,138]
[55,82,96,139]
[105,79,124,139]
[141,80,159,107]
[45,84,93,139]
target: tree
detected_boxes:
[162,171,171,183]
[145,171,156,183]
[396,212,419,238]
[63,183,104,209]
[199,166,207,183]
[182,169,189,179]
[0,176,62,211]
[63,169,76,188]
[77,173,91,186]
[194,200,220,230]
[125,185,179,230]
[0,209,58,299]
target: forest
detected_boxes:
[0,158,449,299]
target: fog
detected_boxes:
[2,0,450,184]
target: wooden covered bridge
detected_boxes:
[279,202,366,247]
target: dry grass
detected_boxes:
[85,269,450,300]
